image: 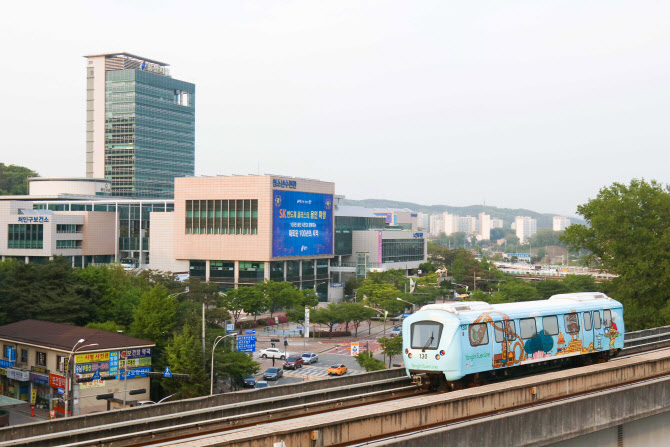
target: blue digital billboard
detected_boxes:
[272,190,333,257]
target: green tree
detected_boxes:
[562,179,670,329]
[216,351,260,392]
[378,336,403,367]
[0,163,38,195]
[0,258,93,325]
[312,303,345,337]
[354,351,386,372]
[258,280,301,317]
[85,321,125,333]
[130,285,177,349]
[162,324,209,398]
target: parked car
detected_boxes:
[263,367,284,381]
[242,375,257,388]
[301,352,319,364]
[390,326,402,337]
[328,364,348,376]
[260,348,290,359]
[283,356,304,370]
[255,381,269,389]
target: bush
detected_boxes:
[278,316,289,324]
[313,331,352,338]
[257,319,267,326]
[236,320,258,329]
[264,318,275,326]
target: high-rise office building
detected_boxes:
[85,53,195,198]
[478,212,490,240]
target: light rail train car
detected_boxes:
[402,292,624,389]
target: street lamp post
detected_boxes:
[64,339,99,419]
[396,297,416,314]
[210,333,237,396]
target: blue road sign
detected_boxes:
[237,335,256,353]
[163,366,172,378]
[92,369,101,380]
[58,388,64,395]
[244,329,256,335]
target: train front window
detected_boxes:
[411,322,443,350]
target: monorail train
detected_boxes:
[402,292,624,388]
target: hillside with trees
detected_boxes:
[0,163,38,195]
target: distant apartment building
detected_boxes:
[478,212,490,240]
[553,216,571,232]
[515,216,537,244]
[490,218,504,229]
[416,212,429,231]
[429,214,443,236]
[456,216,477,234]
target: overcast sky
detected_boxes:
[2,1,669,216]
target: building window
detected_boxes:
[36,351,47,367]
[7,224,43,249]
[381,239,424,264]
[21,349,28,364]
[270,261,285,281]
[210,261,234,279]
[238,261,265,283]
[190,260,206,278]
[185,200,258,235]
[56,240,82,249]
[57,224,82,233]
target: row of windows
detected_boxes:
[56,224,82,233]
[56,240,82,249]
[7,224,43,249]
[186,200,259,235]
[469,310,614,347]
[381,239,425,263]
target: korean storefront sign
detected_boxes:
[7,368,30,381]
[75,352,109,364]
[49,373,65,389]
[29,372,49,386]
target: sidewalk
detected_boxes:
[3,404,49,426]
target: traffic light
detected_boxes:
[128,389,146,395]
[96,393,114,400]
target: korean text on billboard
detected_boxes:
[272,191,333,257]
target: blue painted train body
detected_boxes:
[402,292,624,382]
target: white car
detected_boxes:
[301,352,318,364]
[259,348,290,359]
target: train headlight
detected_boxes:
[435,354,441,360]
[408,353,412,358]
[440,350,445,356]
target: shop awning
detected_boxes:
[0,395,28,407]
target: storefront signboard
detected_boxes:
[7,368,30,381]
[0,368,6,376]
[109,352,119,378]
[77,372,105,389]
[29,372,49,385]
[49,373,65,389]
[74,362,109,374]
[75,352,109,364]
[121,357,152,368]
[31,366,48,374]
[120,348,152,359]
[0,359,15,368]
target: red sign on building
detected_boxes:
[49,373,65,389]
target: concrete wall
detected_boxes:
[149,212,188,273]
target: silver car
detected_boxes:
[301,352,319,364]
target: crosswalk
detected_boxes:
[282,365,360,380]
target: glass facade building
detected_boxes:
[86,53,195,199]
